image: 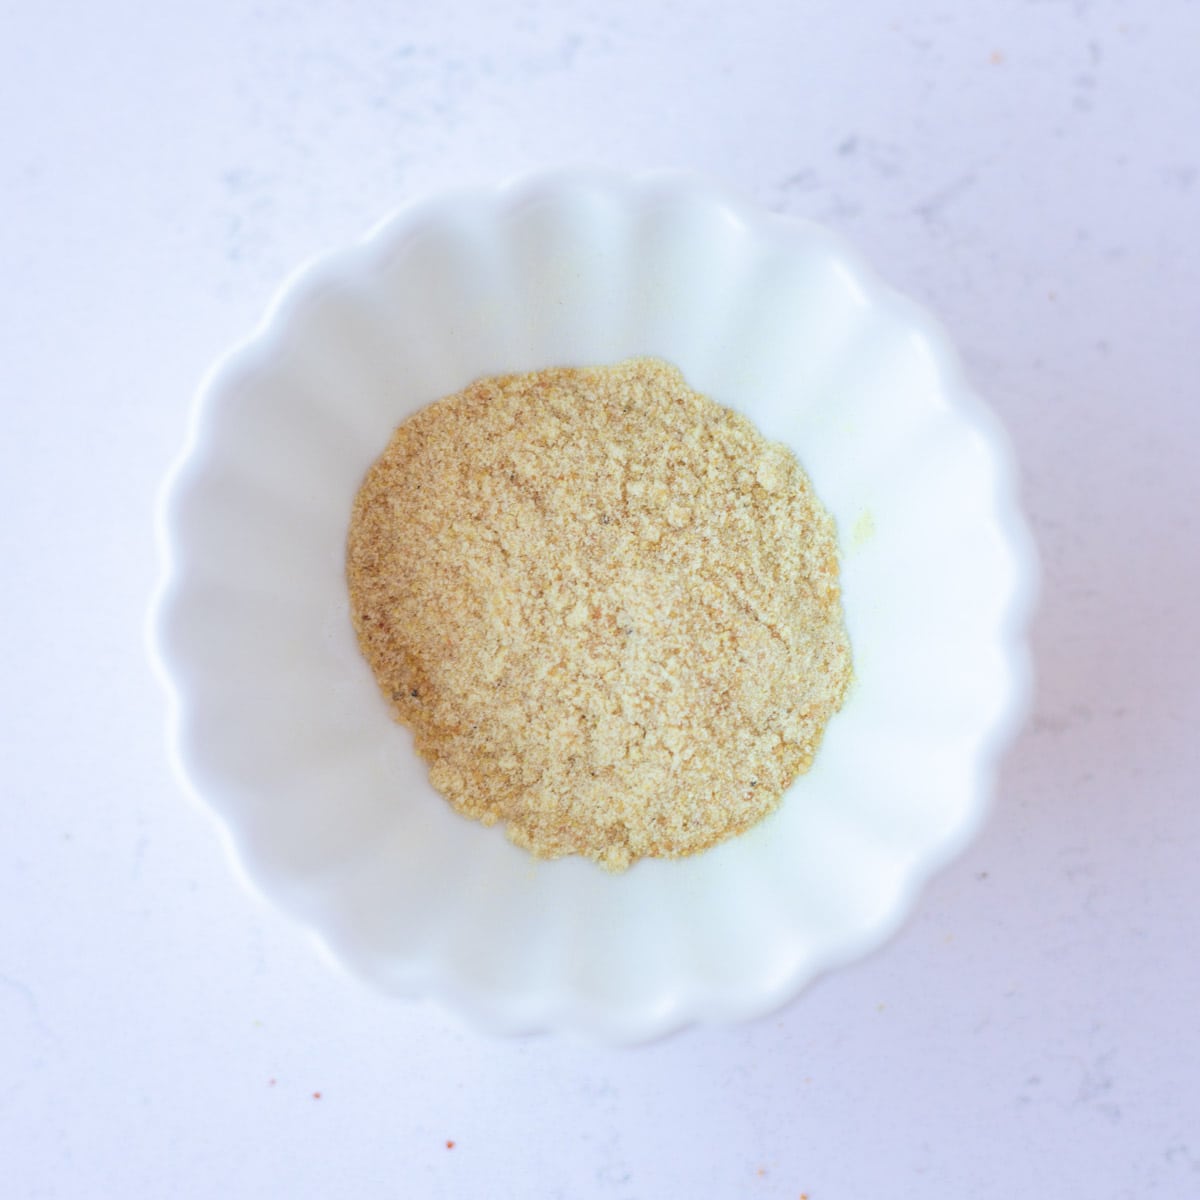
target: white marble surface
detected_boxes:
[2,1,1198,1196]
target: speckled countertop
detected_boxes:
[3,2,1198,1197]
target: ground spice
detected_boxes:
[347,358,851,870]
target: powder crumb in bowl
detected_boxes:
[347,358,851,871]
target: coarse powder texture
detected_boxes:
[347,358,852,870]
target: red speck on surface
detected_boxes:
[312,1092,322,1100]
[445,1140,456,1150]
[268,1079,276,1087]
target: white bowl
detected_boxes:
[150,169,1036,1042]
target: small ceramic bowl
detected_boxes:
[150,169,1036,1042]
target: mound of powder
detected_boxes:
[347,358,851,870]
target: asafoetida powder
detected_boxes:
[347,358,851,870]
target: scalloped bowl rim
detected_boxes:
[148,168,1038,1042]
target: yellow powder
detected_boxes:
[346,358,851,870]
